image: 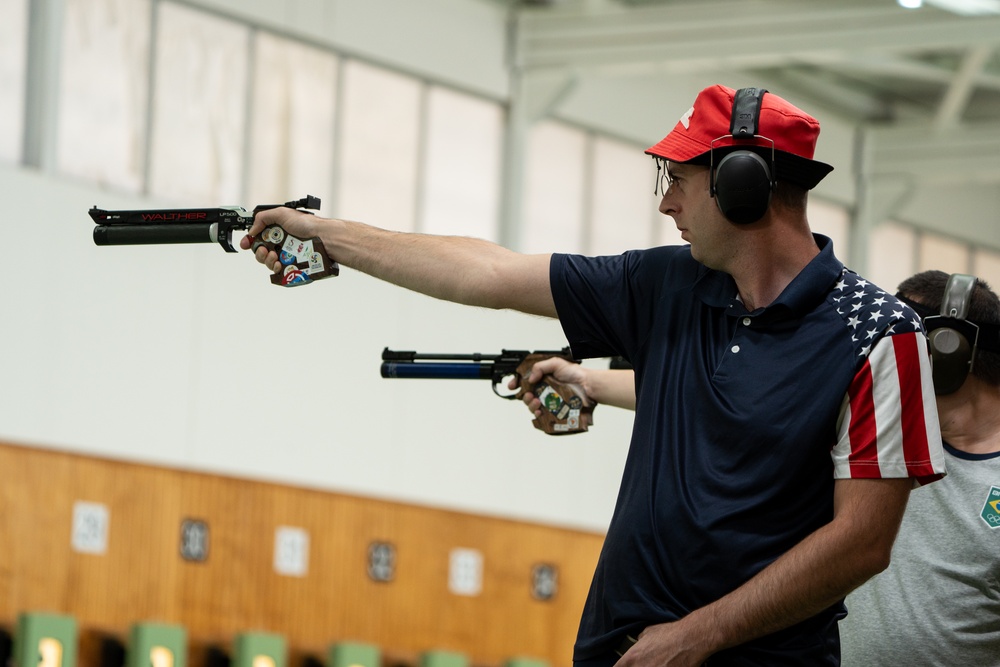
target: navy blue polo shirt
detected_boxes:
[551,236,872,663]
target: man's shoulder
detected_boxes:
[827,269,924,358]
[553,244,701,281]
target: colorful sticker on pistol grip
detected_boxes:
[279,250,297,265]
[307,251,325,274]
[537,383,566,416]
[281,264,311,286]
[264,226,285,244]
[298,238,314,258]
[567,411,580,430]
[282,235,313,261]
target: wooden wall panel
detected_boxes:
[0,442,604,667]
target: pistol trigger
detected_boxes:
[216,224,237,252]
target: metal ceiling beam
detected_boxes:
[934,45,995,127]
[751,69,894,122]
[868,121,1000,184]
[796,52,1000,93]
[513,3,1000,72]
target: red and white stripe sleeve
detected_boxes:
[832,331,946,486]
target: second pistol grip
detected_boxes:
[515,354,593,435]
[251,224,340,287]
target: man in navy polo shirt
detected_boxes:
[243,84,945,665]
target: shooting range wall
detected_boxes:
[0,163,636,534]
[0,440,603,666]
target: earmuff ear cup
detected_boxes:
[713,150,773,225]
[926,273,980,395]
[929,327,973,395]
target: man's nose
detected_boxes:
[658,193,676,216]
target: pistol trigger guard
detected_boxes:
[492,377,520,400]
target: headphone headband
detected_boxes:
[710,87,775,225]
[730,87,768,138]
[940,273,976,319]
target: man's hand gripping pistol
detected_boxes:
[380,347,595,435]
[89,195,338,287]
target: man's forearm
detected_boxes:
[672,478,911,656]
[584,369,637,410]
[320,217,558,316]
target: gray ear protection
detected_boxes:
[924,273,979,395]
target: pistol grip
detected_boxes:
[514,353,593,435]
[526,376,594,435]
[251,225,340,287]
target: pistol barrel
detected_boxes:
[380,362,493,380]
[93,224,217,246]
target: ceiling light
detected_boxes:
[898,0,922,7]
[925,0,1000,14]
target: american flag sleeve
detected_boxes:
[832,330,946,486]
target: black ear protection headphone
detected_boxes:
[710,87,776,225]
[914,273,1000,395]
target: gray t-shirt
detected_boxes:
[840,443,1000,666]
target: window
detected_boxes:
[337,60,421,231]
[521,120,587,254]
[56,0,151,192]
[972,248,1000,289]
[0,0,29,163]
[918,232,969,275]
[868,221,916,293]
[246,32,338,207]
[808,198,850,265]
[148,2,249,203]
[588,137,659,255]
[419,86,503,241]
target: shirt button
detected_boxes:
[731,345,740,354]
[742,317,751,326]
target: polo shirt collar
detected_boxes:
[693,234,844,318]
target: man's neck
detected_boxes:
[731,229,819,312]
[938,378,1000,455]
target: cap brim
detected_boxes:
[650,146,833,190]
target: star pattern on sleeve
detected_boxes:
[832,269,923,358]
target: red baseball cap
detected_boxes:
[645,84,833,189]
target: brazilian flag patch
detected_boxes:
[981,486,1000,529]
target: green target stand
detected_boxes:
[233,632,286,667]
[13,612,77,667]
[327,641,380,667]
[419,650,468,667]
[126,623,186,667]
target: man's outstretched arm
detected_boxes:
[242,207,557,317]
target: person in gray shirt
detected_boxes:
[839,270,1000,666]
